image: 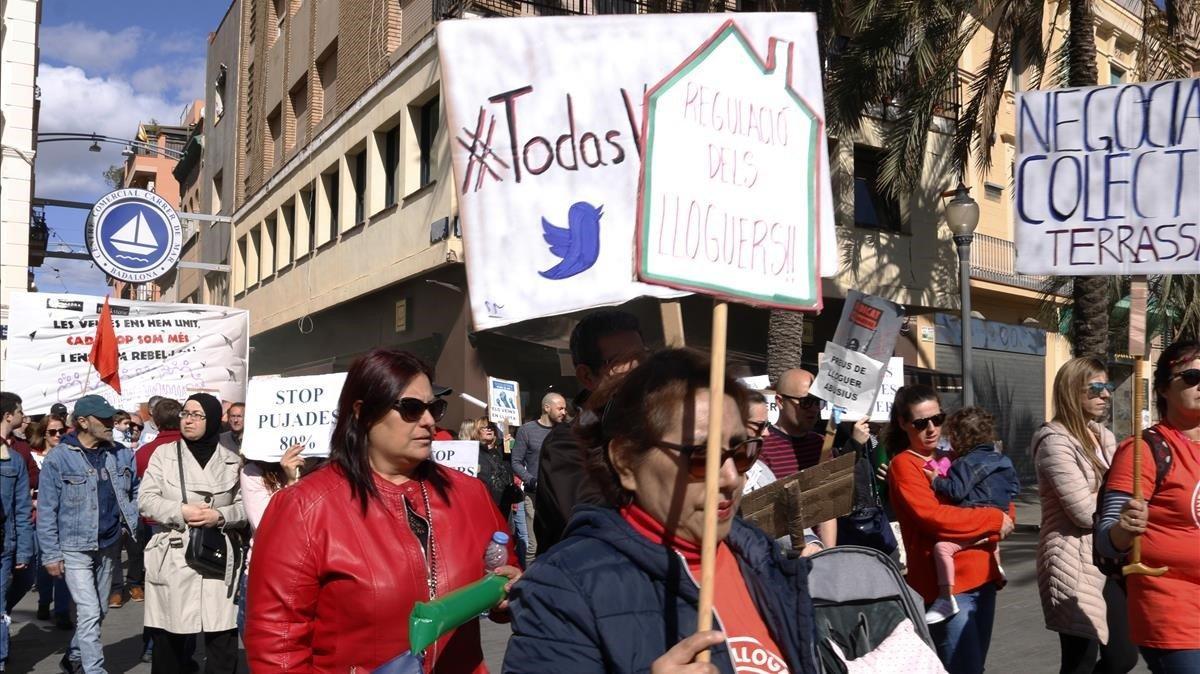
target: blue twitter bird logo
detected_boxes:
[539,201,603,280]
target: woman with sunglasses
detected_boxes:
[1031,357,1137,674]
[504,349,819,674]
[245,349,519,673]
[884,385,1014,674]
[1097,339,1200,673]
[27,415,73,629]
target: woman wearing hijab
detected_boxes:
[138,393,246,674]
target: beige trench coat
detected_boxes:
[1033,420,1116,643]
[138,441,246,634]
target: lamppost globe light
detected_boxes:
[88,141,102,153]
[945,183,980,239]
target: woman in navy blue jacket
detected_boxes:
[503,349,819,674]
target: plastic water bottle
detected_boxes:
[483,532,509,573]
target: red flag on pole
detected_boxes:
[88,296,122,394]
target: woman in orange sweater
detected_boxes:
[885,385,1015,674]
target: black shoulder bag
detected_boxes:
[176,444,231,579]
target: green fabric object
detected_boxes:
[408,573,509,654]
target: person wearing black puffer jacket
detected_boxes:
[504,350,819,674]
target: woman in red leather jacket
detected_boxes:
[244,349,519,672]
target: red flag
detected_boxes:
[88,296,122,394]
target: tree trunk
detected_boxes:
[1067,0,1109,359]
[767,310,806,385]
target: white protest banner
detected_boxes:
[813,342,887,418]
[240,373,346,461]
[5,292,249,414]
[431,440,481,478]
[637,21,823,310]
[487,377,522,426]
[437,14,836,329]
[820,356,903,422]
[1014,78,1200,275]
[738,375,780,425]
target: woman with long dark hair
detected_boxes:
[27,415,72,628]
[244,349,519,673]
[1033,357,1137,673]
[885,385,1014,674]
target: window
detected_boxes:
[272,0,286,43]
[212,170,224,214]
[299,182,315,257]
[267,105,282,171]
[384,126,400,207]
[214,64,228,122]
[853,145,903,232]
[290,78,308,150]
[417,96,439,188]
[235,236,247,294]
[260,216,276,280]
[247,227,261,286]
[1110,63,1126,85]
[278,202,295,269]
[316,43,338,123]
[350,149,366,225]
[320,167,339,242]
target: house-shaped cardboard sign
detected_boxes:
[636,21,825,311]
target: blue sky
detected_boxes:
[34,0,231,296]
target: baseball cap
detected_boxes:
[50,403,69,417]
[73,395,118,420]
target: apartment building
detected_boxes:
[0,0,41,388]
[204,0,1176,457]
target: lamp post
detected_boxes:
[945,183,980,407]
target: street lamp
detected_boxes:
[945,182,980,407]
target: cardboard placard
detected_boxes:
[739,452,855,538]
[487,377,522,426]
[431,440,481,478]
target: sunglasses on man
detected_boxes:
[655,437,764,480]
[391,398,449,423]
[779,393,822,409]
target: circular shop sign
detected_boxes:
[88,188,183,283]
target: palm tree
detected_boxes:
[1063,0,1110,358]
[825,0,1197,360]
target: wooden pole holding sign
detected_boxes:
[660,300,686,348]
[1123,276,1167,578]
[695,300,728,663]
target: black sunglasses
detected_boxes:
[1169,368,1200,388]
[656,437,764,480]
[779,393,822,409]
[46,428,63,437]
[391,397,448,423]
[747,419,769,437]
[911,413,946,431]
[1086,382,1116,397]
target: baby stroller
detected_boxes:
[807,545,943,673]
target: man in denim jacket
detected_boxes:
[0,392,34,638]
[38,395,139,674]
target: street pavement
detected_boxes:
[9,491,1150,672]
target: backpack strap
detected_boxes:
[1142,428,1174,498]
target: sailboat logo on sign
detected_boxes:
[88,188,183,283]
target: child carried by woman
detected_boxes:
[922,407,1020,624]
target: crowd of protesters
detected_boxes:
[0,318,1196,674]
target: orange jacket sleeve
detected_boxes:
[889,455,1005,539]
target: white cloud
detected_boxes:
[38,65,184,139]
[131,59,207,100]
[40,23,144,74]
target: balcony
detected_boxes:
[864,64,963,132]
[434,0,714,19]
[969,232,1050,292]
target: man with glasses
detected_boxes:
[219,402,245,454]
[38,395,140,674]
[0,391,34,654]
[534,310,647,558]
[761,368,842,548]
